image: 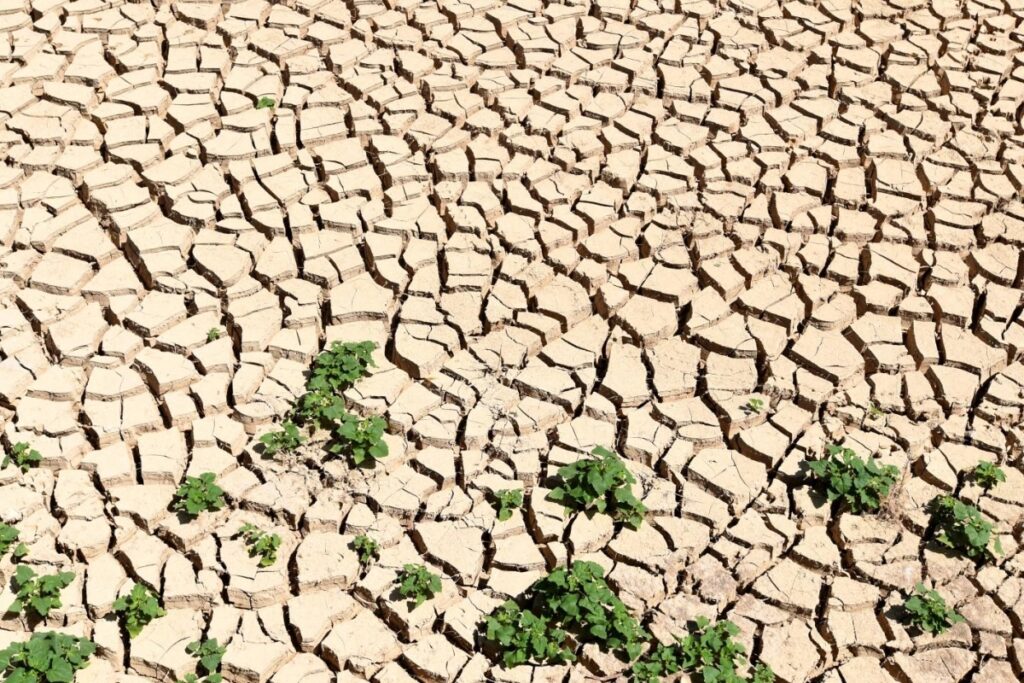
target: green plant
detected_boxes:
[352,535,379,566]
[631,642,681,682]
[258,420,303,457]
[745,398,764,414]
[630,620,777,682]
[291,341,377,429]
[972,461,1006,490]
[7,565,74,619]
[256,96,276,109]
[237,524,281,567]
[483,561,648,666]
[0,523,26,561]
[548,446,646,528]
[396,564,441,609]
[929,495,1001,561]
[677,617,773,683]
[484,601,573,667]
[0,631,96,683]
[206,328,221,342]
[490,489,523,521]
[178,639,225,683]
[173,473,226,518]
[291,389,342,428]
[328,411,388,466]
[2,442,41,473]
[901,583,963,635]
[113,583,165,638]
[309,341,376,396]
[806,444,899,513]
[867,402,883,420]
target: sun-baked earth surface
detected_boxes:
[2,0,1024,681]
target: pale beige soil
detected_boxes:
[1,0,1024,682]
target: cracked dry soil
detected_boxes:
[1,0,1024,682]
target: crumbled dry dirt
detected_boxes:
[2,0,1024,681]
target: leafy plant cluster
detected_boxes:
[490,489,523,521]
[206,327,221,342]
[929,495,1001,561]
[0,523,26,561]
[2,442,40,472]
[806,444,899,513]
[744,398,764,415]
[972,461,1006,489]
[548,446,646,529]
[327,411,388,466]
[352,535,379,566]
[483,563,775,681]
[237,524,281,567]
[483,561,648,667]
[113,583,166,638]
[173,473,226,518]
[632,617,775,683]
[178,639,226,683]
[7,566,74,619]
[396,563,441,609]
[267,341,389,467]
[0,631,95,683]
[258,420,304,457]
[901,583,963,635]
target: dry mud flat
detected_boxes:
[1,0,1024,681]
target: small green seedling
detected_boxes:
[972,461,1006,490]
[902,583,964,635]
[745,397,764,414]
[631,619,779,682]
[256,96,276,109]
[173,473,226,518]
[237,524,281,567]
[7,565,74,619]
[289,341,376,427]
[0,631,95,682]
[867,403,883,420]
[179,638,226,683]
[483,561,648,666]
[259,420,304,457]
[490,489,523,521]
[630,626,774,679]
[291,389,342,428]
[352,535,379,566]
[630,640,684,682]
[396,564,441,609]
[484,602,573,668]
[328,411,389,466]
[2,442,41,472]
[113,583,165,638]
[206,328,221,342]
[0,523,27,561]
[308,341,376,395]
[929,495,1001,561]
[806,444,899,513]
[548,446,646,529]
[677,617,774,683]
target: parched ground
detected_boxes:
[2,0,1024,681]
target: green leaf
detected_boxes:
[396,564,441,609]
[547,447,645,528]
[113,583,165,639]
[45,658,73,683]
